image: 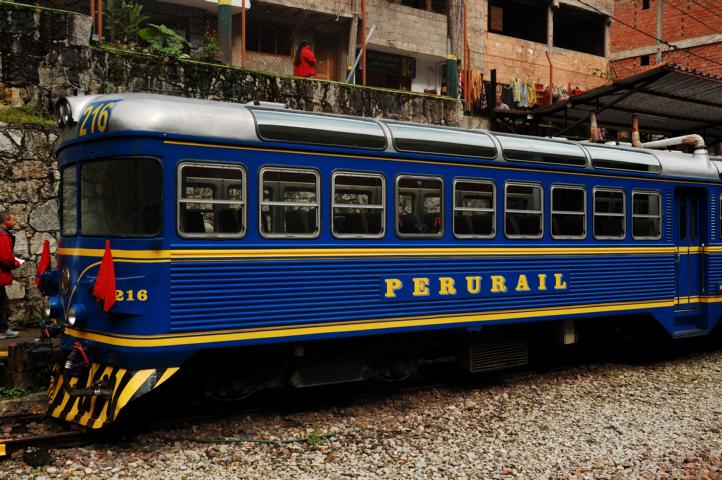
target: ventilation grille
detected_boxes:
[467,332,529,373]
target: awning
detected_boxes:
[512,64,722,146]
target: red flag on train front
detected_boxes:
[35,239,51,289]
[92,240,116,312]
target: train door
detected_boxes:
[675,188,704,309]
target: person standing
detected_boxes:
[293,40,318,78]
[0,211,20,339]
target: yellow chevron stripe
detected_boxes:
[65,297,674,348]
[113,370,153,419]
[51,376,77,418]
[77,366,113,427]
[92,369,127,429]
[155,367,179,388]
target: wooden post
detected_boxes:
[361,0,367,85]
[241,0,246,67]
[463,0,468,109]
[97,0,103,44]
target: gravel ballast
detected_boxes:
[1,347,721,479]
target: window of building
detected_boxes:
[488,0,547,44]
[505,183,543,239]
[594,188,625,239]
[260,167,319,237]
[453,179,495,238]
[551,185,586,239]
[632,190,661,239]
[553,5,606,56]
[397,175,443,237]
[642,0,650,9]
[178,163,245,238]
[400,0,448,14]
[80,158,162,237]
[245,18,292,56]
[61,164,77,236]
[332,172,385,238]
[640,55,650,66]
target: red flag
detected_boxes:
[35,239,51,288]
[92,240,116,312]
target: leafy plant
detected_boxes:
[106,0,149,46]
[139,24,191,58]
[201,31,220,63]
[0,386,29,398]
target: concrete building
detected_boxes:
[610,0,722,78]
[466,0,613,99]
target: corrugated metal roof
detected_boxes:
[517,64,722,145]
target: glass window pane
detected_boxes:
[260,168,319,237]
[81,158,161,236]
[388,123,497,158]
[633,217,660,238]
[551,187,585,238]
[594,190,623,214]
[587,146,661,173]
[397,176,443,236]
[633,193,660,216]
[594,189,625,239]
[498,135,587,166]
[179,164,245,236]
[505,183,542,238]
[332,173,385,237]
[61,164,77,236]
[253,109,387,150]
[454,181,495,238]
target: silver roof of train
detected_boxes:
[57,93,720,181]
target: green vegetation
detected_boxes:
[0,386,29,398]
[106,0,149,46]
[139,24,191,58]
[0,105,54,126]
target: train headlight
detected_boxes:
[67,304,85,327]
[56,98,75,129]
[47,296,63,320]
[60,267,70,296]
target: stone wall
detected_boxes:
[0,122,59,327]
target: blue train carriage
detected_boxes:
[40,93,722,429]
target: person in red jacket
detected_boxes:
[293,41,317,78]
[0,211,20,339]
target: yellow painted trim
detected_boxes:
[113,370,153,419]
[0,351,7,358]
[65,298,674,348]
[58,246,677,260]
[164,139,722,186]
[155,367,179,388]
[0,442,5,457]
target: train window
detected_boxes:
[632,191,662,240]
[260,167,320,238]
[387,123,497,158]
[505,183,543,238]
[178,163,245,238]
[396,175,443,238]
[551,185,586,239]
[593,188,625,239]
[586,146,661,173]
[251,109,387,150]
[453,179,495,238]
[80,158,161,237]
[61,164,77,236]
[332,172,385,238]
[497,135,587,167]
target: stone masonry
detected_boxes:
[0,122,59,327]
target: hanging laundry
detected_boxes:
[527,81,536,107]
[511,75,521,103]
[535,83,545,106]
[519,82,528,108]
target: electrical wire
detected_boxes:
[684,0,722,23]
[575,0,722,69]
[665,0,719,37]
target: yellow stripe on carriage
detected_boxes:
[59,246,679,260]
[65,297,675,348]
